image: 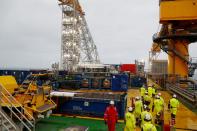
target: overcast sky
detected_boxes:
[0,0,197,69]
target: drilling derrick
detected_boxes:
[58,0,100,71]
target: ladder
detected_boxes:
[0,84,35,131]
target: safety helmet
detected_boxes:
[110,100,115,105]
[155,95,160,99]
[135,96,140,100]
[158,92,161,96]
[173,94,177,98]
[145,91,148,95]
[143,105,147,110]
[128,107,133,112]
[144,114,152,121]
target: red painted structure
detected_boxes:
[120,64,136,74]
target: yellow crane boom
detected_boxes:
[153,0,197,83]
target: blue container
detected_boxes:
[111,74,128,91]
[52,93,127,119]
[130,76,146,87]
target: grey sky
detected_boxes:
[0,0,197,69]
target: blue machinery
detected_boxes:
[0,69,128,119]
[0,69,129,91]
[53,73,129,92]
[52,92,127,119]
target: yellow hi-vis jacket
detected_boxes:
[159,96,164,110]
[144,95,152,110]
[169,98,179,115]
[124,112,136,131]
[152,88,156,95]
[153,99,163,114]
[140,87,146,97]
[140,111,152,128]
[134,100,143,118]
[148,87,153,97]
[142,123,157,131]
[160,97,164,105]
[144,95,151,102]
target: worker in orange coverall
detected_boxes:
[104,100,118,131]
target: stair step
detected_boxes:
[9,126,16,131]
[4,121,13,128]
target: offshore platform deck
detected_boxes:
[1,0,197,130]
[33,88,197,131]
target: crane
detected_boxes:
[58,0,100,71]
[153,0,197,87]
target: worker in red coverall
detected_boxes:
[104,100,118,131]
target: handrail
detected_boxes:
[1,99,31,131]
[168,84,197,107]
[19,74,32,89]
[1,93,34,127]
[0,83,35,121]
[0,109,17,130]
[0,83,35,131]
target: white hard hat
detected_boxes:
[110,100,115,105]
[128,107,133,112]
[135,96,140,100]
[143,105,147,109]
[155,95,160,99]
[144,114,152,121]
[173,94,177,98]
[145,91,148,94]
[158,93,161,96]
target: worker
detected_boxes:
[142,114,157,131]
[104,100,118,131]
[152,95,164,124]
[144,92,151,108]
[140,84,146,102]
[152,85,156,98]
[152,95,163,114]
[134,96,143,125]
[148,85,153,97]
[158,92,164,105]
[124,107,136,131]
[168,94,179,125]
[140,105,152,128]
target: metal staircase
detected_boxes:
[0,108,19,131]
[0,84,35,131]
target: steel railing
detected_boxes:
[0,108,17,131]
[0,83,35,131]
[167,84,197,108]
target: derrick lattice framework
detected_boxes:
[59,0,100,71]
